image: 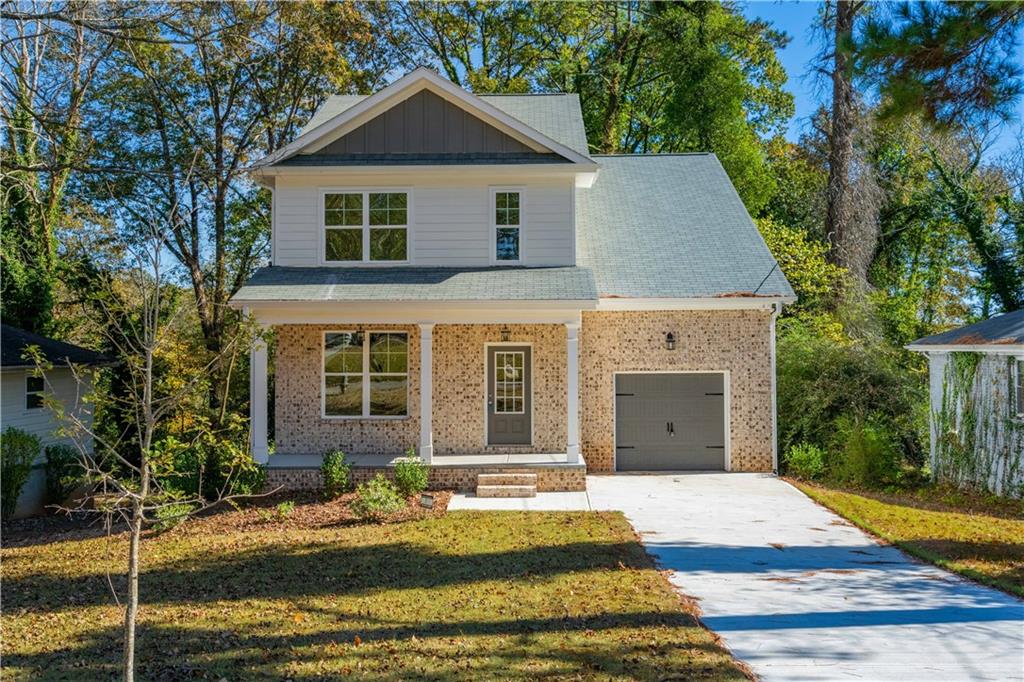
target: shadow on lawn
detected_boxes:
[4,538,649,612]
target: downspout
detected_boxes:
[770,301,781,474]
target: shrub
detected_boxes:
[830,414,902,487]
[44,444,84,506]
[258,500,295,523]
[784,442,826,480]
[351,474,405,520]
[149,420,266,500]
[1,428,41,520]
[393,448,428,497]
[321,449,351,498]
[151,502,194,533]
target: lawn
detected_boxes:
[1,498,747,680]
[793,481,1024,597]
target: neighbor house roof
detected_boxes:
[575,154,795,300]
[298,92,591,159]
[232,266,597,303]
[1,324,114,369]
[907,309,1024,352]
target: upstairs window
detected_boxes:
[1015,359,1024,419]
[493,189,522,263]
[323,191,408,263]
[26,375,44,410]
[323,331,408,417]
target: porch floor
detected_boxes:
[266,452,580,469]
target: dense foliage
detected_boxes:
[351,474,406,520]
[1,428,41,520]
[393,450,429,497]
[321,449,351,499]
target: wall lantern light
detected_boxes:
[500,326,511,342]
[665,332,676,351]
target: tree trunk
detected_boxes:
[825,0,858,281]
[123,501,143,681]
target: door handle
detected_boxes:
[487,394,493,406]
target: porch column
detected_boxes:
[249,328,269,464]
[566,322,581,464]
[419,323,434,463]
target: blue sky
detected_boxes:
[740,1,1023,161]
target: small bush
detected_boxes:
[321,449,351,498]
[393,448,428,497]
[831,414,902,487]
[258,500,295,523]
[351,474,405,520]
[44,444,83,505]
[1,427,41,520]
[785,442,826,480]
[151,502,194,533]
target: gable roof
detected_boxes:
[261,67,594,168]
[907,310,1024,351]
[300,93,591,159]
[1,324,114,369]
[576,154,794,300]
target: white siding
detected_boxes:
[272,172,575,268]
[1,367,94,517]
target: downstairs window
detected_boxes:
[323,331,408,417]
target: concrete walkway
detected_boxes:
[587,473,1024,682]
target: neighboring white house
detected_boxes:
[908,310,1024,497]
[229,67,795,497]
[1,324,111,517]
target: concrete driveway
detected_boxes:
[587,473,1024,681]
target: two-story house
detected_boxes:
[230,67,794,496]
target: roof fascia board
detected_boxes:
[906,343,1024,354]
[596,297,795,311]
[259,68,595,168]
[235,300,596,325]
[254,163,596,177]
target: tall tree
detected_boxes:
[858,1,1024,127]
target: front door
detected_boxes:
[487,346,532,445]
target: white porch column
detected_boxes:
[419,323,434,463]
[249,329,269,464]
[566,322,581,464]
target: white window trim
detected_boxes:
[319,188,413,266]
[489,186,525,265]
[321,330,410,419]
[25,372,44,411]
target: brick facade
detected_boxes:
[266,464,586,493]
[579,309,774,473]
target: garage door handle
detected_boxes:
[706,445,724,449]
[616,446,635,449]
[705,392,723,396]
[667,421,675,436]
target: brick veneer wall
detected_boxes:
[432,324,567,455]
[274,324,421,455]
[579,309,774,473]
[265,464,586,493]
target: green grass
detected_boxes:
[793,481,1024,597]
[1,503,746,680]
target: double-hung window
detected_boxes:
[323,190,408,263]
[25,375,44,410]
[493,189,522,263]
[323,331,408,417]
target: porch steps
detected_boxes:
[475,473,537,498]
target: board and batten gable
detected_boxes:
[271,172,576,267]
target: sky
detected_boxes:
[740,0,1024,162]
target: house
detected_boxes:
[908,310,1024,497]
[231,67,794,496]
[1,324,111,516]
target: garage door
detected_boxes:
[615,373,726,471]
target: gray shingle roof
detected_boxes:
[1,324,114,368]
[909,310,1024,347]
[299,93,591,159]
[576,154,795,300]
[232,266,597,302]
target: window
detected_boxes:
[494,351,525,413]
[1015,359,1024,418]
[324,191,408,262]
[324,331,408,417]
[26,375,44,410]
[493,189,521,262]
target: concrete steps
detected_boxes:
[476,473,537,498]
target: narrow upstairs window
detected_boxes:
[494,190,521,262]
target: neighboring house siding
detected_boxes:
[432,324,567,455]
[929,352,1023,497]
[1,368,94,517]
[579,309,774,473]
[316,89,534,156]
[272,173,574,268]
[274,324,421,455]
